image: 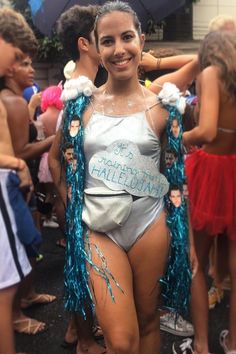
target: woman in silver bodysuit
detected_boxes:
[80,2,198,353]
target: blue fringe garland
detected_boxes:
[161,105,192,315]
[61,95,93,317]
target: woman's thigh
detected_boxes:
[88,231,139,340]
[128,211,170,323]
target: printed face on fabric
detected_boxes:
[169,188,182,208]
[11,55,34,89]
[69,118,80,137]
[64,147,74,164]
[171,118,180,138]
[0,37,23,76]
[165,151,177,168]
[96,10,144,81]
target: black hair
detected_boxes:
[94,1,142,48]
[57,5,99,61]
[168,184,182,196]
[165,148,178,158]
[63,142,73,152]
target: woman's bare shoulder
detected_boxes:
[200,65,219,81]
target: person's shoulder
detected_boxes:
[94,85,105,96]
[1,93,28,108]
[91,85,107,108]
[200,65,219,81]
[142,85,156,97]
[1,94,29,123]
[142,85,162,110]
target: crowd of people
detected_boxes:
[0,2,235,354]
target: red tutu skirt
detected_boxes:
[185,150,236,240]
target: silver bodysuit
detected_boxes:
[83,110,167,251]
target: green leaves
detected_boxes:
[11,0,63,62]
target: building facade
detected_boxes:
[146,0,236,42]
[193,0,236,39]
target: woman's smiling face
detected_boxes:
[96,11,144,81]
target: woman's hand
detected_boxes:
[28,92,42,121]
[139,51,159,72]
[28,92,42,110]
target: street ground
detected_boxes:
[16,226,229,354]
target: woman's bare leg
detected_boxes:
[64,315,78,344]
[13,269,45,334]
[191,230,213,354]
[0,284,17,354]
[128,211,170,354]
[88,232,139,354]
[63,310,105,354]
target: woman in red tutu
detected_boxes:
[181,31,236,354]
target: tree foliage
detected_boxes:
[9,0,63,62]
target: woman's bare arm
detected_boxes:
[140,52,197,73]
[2,95,54,160]
[183,67,219,146]
[149,57,199,94]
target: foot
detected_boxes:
[21,293,56,309]
[61,339,77,349]
[76,340,106,354]
[13,316,46,335]
[63,320,78,347]
[63,324,104,346]
[92,325,104,339]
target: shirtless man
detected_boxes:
[0,7,40,354]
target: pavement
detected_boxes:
[16,225,229,354]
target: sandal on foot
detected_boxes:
[13,318,46,335]
[220,330,236,354]
[21,293,56,309]
[92,325,104,339]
